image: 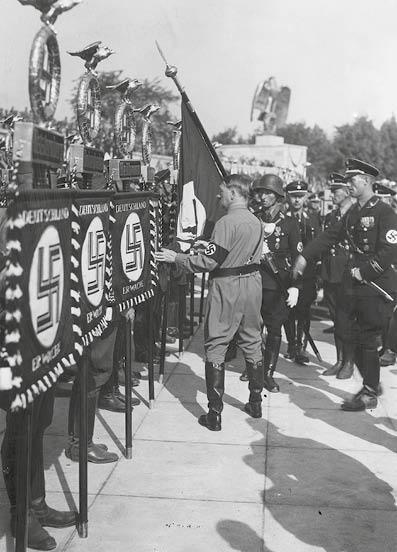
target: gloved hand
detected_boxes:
[286,287,299,308]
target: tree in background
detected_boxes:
[212,127,255,145]
[277,123,338,186]
[333,116,382,173]
[68,70,179,155]
[379,116,397,180]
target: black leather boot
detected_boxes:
[263,335,281,392]
[31,497,77,528]
[283,318,296,359]
[11,508,56,551]
[295,320,309,364]
[244,359,264,417]
[337,341,355,379]
[66,386,118,463]
[323,335,343,376]
[98,387,140,411]
[199,362,224,431]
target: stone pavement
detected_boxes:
[1,317,397,551]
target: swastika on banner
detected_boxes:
[121,212,145,282]
[29,225,64,348]
[82,216,106,307]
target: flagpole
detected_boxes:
[155,42,227,179]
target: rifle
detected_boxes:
[262,249,323,363]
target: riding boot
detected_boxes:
[199,361,225,431]
[10,508,56,551]
[295,320,309,364]
[244,359,264,417]
[323,335,343,376]
[263,335,281,392]
[31,496,76,528]
[337,341,355,379]
[66,384,118,463]
[283,318,296,359]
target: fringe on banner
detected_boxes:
[70,202,83,358]
[117,287,155,313]
[149,198,159,288]
[1,154,24,394]
[9,353,76,412]
[82,315,108,347]
[105,198,116,305]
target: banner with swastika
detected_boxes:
[4,190,75,409]
[73,190,114,345]
[111,191,158,311]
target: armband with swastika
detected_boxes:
[204,242,229,264]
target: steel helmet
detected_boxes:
[252,174,284,198]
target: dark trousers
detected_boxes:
[1,387,56,507]
[323,281,338,323]
[261,288,289,338]
[337,293,390,390]
[286,278,317,340]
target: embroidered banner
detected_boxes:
[4,190,75,409]
[73,190,113,346]
[111,191,159,311]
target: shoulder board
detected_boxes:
[303,212,309,219]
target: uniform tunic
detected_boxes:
[302,196,397,389]
[259,206,302,334]
[175,204,263,363]
[321,206,352,323]
[288,210,320,321]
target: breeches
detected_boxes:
[261,288,289,337]
[204,273,263,364]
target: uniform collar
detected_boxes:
[228,203,247,212]
[358,195,379,211]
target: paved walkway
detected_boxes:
[1,315,397,551]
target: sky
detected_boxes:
[1,0,397,138]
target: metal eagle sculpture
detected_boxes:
[251,76,291,135]
[17,0,82,27]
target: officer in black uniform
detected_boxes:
[284,181,320,364]
[373,182,397,366]
[321,173,355,378]
[240,174,301,392]
[294,158,397,411]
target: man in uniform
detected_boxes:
[307,192,322,228]
[284,181,320,364]
[155,174,264,430]
[240,174,301,392]
[321,173,355,378]
[373,182,397,366]
[294,158,397,411]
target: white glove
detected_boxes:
[105,306,113,322]
[286,287,299,308]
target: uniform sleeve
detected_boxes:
[287,216,303,288]
[303,217,345,261]
[288,215,303,265]
[174,217,231,274]
[360,207,397,282]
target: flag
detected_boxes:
[177,99,225,249]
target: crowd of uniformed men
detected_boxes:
[3,158,397,549]
[158,156,397,429]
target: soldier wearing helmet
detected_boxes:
[240,173,302,393]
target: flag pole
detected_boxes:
[155,42,227,178]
